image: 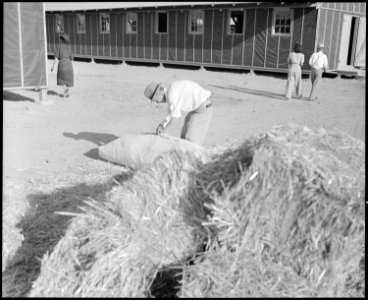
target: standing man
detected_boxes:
[308,42,328,101]
[144,80,213,145]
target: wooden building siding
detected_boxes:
[203,10,212,64]
[211,10,222,65]
[265,8,278,69]
[323,10,333,68]
[168,11,176,61]
[321,2,366,14]
[194,21,202,63]
[316,3,366,70]
[176,12,185,62]
[46,6,322,73]
[137,13,144,59]
[243,9,255,66]
[253,8,267,68]
[301,8,317,70]
[152,13,159,60]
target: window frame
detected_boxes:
[227,9,244,35]
[155,11,168,34]
[272,7,292,36]
[126,12,137,34]
[56,14,64,33]
[99,13,110,34]
[76,13,86,34]
[188,10,204,35]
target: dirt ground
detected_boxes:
[2,60,365,289]
[4,60,365,173]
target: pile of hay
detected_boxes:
[29,151,212,297]
[29,124,365,297]
[179,125,365,297]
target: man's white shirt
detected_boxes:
[163,80,211,126]
[309,51,328,70]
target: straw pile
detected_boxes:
[29,151,212,297]
[29,124,365,297]
[179,124,365,297]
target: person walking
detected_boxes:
[144,80,213,145]
[285,42,304,100]
[51,33,74,97]
[308,42,328,101]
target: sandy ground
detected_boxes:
[3,60,365,177]
[2,60,365,294]
[3,59,366,192]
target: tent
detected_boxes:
[3,2,48,102]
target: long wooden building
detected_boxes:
[45,2,366,74]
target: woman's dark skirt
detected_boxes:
[57,59,74,87]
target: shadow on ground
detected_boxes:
[210,84,312,101]
[63,132,119,146]
[2,145,254,297]
[3,91,35,102]
[46,90,64,97]
[210,84,289,101]
[63,132,124,164]
[1,172,134,297]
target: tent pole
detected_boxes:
[17,3,24,88]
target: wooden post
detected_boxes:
[38,88,53,104]
[39,88,46,101]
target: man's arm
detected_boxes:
[156,113,180,134]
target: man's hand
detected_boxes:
[156,123,164,135]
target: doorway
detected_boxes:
[337,14,361,68]
[347,17,358,65]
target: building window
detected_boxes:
[56,15,64,33]
[100,13,110,34]
[228,10,244,34]
[77,14,86,34]
[272,8,291,35]
[156,11,167,33]
[126,12,137,34]
[189,10,204,34]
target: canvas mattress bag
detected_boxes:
[98,134,206,169]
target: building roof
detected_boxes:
[44,2,275,12]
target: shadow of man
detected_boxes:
[63,132,119,146]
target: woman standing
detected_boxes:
[51,33,74,97]
[285,42,304,100]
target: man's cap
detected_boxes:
[144,82,160,100]
[317,42,324,49]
